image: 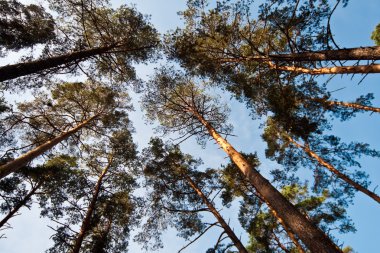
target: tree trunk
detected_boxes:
[220,46,380,63]
[323,100,380,113]
[192,111,342,253]
[70,157,112,253]
[265,199,306,253]
[184,175,249,253]
[0,45,115,82]
[270,46,380,61]
[267,62,380,75]
[0,114,99,180]
[0,181,43,228]
[287,136,380,204]
[254,191,306,253]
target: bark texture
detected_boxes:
[192,111,342,253]
[0,114,99,179]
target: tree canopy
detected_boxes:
[0,0,378,252]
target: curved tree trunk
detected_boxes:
[185,175,249,253]
[0,181,43,228]
[70,157,112,253]
[0,114,99,180]
[0,45,115,82]
[287,136,380,204]
[192,111,342,253]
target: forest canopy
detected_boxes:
[0,0,379,252]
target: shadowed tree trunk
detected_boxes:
[287,136,380,204]
[0,45,115,82]
[70,156,112,253]
[190,110,342,253]
[0,114,99,179]
[0,181,43,228]
[184,175,249,253]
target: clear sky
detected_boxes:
[0,0,379,252]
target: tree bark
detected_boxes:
[265,199,306,253]
[323,100,380,113]
[287,136,380,204]
[0,45,115,82]
[267,62,380,75]
[192,111,342,253]
[0,114,99,180]
[184,175,249,253]
[254,190,305,252]
[70,157,112,253]
[0,181,43,228]
[220,46,380,63]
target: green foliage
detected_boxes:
[4,80,131,159]
[46,127,138,253]
[0,0,55,52]
[0,155,80,232]
[220,155,355,252]
[262,117,380,205]
[371,23,380,45]
[80,4,159,83]
[137,138,231,251]
[142,67,232,146]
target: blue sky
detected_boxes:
[0,0,379,252]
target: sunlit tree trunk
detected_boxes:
[191,110,342,253]
[322,100,380,113]
[0,114,99,179]
[70,157,112,253]
[267,62,380,75]
[0,181,43,228]
[287,136,380,204]
[185,175,249,253]
[220,46,380,63]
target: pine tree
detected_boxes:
[0,80,132,179]
[139,137,248,253]
[0,155,78,231]
[167,0,380,78]
[220,153,355,253]
[46,127,138,253]
[0,0,55,53]
[0,2,158,87]
[142,68,342,253]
